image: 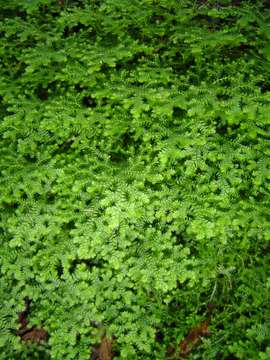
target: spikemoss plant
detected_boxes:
[1,1,270,359]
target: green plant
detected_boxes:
[1,1,270,359]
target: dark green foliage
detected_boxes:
[1,1,270,359]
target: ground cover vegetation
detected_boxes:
[1,0,270,359]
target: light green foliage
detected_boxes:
[1,0,270,359]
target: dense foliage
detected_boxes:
[1,0,270,359]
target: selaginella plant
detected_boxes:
[1,0,270,359]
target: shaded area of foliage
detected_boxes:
[17,299,48,343]
[1,0,270,359]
